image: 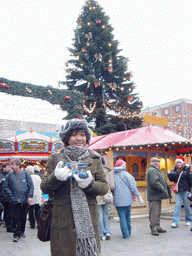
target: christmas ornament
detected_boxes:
[109,83,117,91]
[85,32,92,41]
[48,90,52,94]
[107,67,113,72]
[96,19,101,24]
[81,48,87,53]
[94,53,102,62]
[83,101,97,114]
[0,83,9,88]
[25,86,32,93]
[76,17,82,26]
[127,96,133,102]
[65,62,68,67]
[64,95,71,100]
[94,82,100,88]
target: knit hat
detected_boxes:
[115,159,126,167]
[175,156,185,164]
[59,118,92,145]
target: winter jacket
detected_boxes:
[3,170,34,204]
[147,165,171,201]
[0,169,9,203]
[167,165,192,192]
[97,166,115,205]
[40,148,108,256]
[113,166,140,207]
[30,174,42,205]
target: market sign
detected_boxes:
[0,140,15,153]
[143,113,168,127]
[52,141,63,152]
[18,140,49,152]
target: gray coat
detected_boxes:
[41,148,108,256]
[147,165,171,201]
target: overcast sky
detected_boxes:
[1,0,192,116]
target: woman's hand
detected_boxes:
[73,171,93,189]
[54,161,72,181]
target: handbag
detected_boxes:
[37,153,59,242]
[103,191,113,204]
[172,171,183,193]
[37,198,53,242]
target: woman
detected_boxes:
[26,166,42,229]
[41,118,108,256]
[97,157,115,241]
[113,159,144,239]
[167,156,192,228]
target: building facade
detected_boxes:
[142,98,192,140]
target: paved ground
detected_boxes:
[0,208,192,256]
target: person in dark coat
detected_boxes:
[0,162,12,231]
[147,157,171,236]
[3,159,34,242]
[41,118,108,256]
[167,156,192,228]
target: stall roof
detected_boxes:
[89,126,192,154]
[8,130,58,142]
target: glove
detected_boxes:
[73,170,93,189]
[138,195,144,206]
[54,161,72,181]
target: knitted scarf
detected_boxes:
[63,146,100,256]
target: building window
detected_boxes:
[175,105,180,113]
[177,131,182,136]
[176,118,180,125]
[164,109,168,115]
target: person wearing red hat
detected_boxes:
[113,159,144,239]
[167,156,192,228]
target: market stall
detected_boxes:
[89,125,192,214]
[0,130,63,172]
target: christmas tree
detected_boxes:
[63,0,143,135]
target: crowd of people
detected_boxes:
[0,118,192,256]
[0,161,44,242]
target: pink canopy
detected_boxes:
[89,126,191,151]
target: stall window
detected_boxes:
[176,118,180,125]
[132,164,138,178]
[177,131,182,135]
